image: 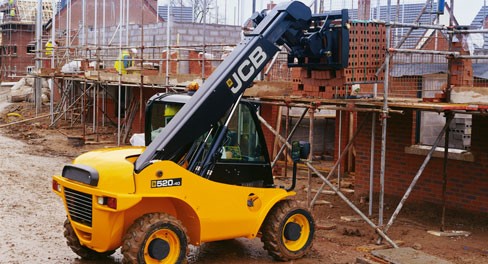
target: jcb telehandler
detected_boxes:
[52,1,349,262]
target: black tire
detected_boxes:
[122,213,188,264]
[261,200,315,261]
[64,219,115,260]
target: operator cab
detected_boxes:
[145,92,273,187]
[145,93,187,145]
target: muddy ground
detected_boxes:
[0,101,487,264]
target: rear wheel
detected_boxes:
[261,200,315,261]
[64,219,115,259]
[122,213,188,264]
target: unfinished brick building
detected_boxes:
[258,1,488,218]
[0,0,54,81]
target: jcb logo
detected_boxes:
[226,46,267,94]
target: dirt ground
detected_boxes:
[0,101,487,264]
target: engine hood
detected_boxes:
[68,147,144,193]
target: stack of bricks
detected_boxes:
[161,50,178,75]
[291,21,386,99]
[449,40,474,87]
[188,50,214,78]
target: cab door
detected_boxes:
[209,102,274,187]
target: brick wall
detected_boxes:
[161,50,178,75]
[334,110,354,172]
[129,86,163,134]
[389,76,421,98]
[1,25,36,81]
[355,111,488,213]
[449,40,474,87]
[260,104,280,157]
[85,22,242,55]
[188,50,214,77]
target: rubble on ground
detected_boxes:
[8,77,51,103]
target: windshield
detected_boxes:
[146,101,183,145]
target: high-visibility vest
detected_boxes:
[114,50,131,74]
[45,41,53,56]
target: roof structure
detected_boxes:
[0,0,54,25]
[159,5,193,23]
[470,5,488,50]
[57,0,162,21]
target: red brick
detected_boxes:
[354,112,488,213]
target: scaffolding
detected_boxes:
[255,0,488,247]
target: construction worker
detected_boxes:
[150,103,182,140]
[8,0,15,17]
[164,104,181,125]
[114,48,137,74]
[44,40,57,68]
[45,40,54,56]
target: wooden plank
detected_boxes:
[257,95,488,112]
[85,70,166,85]
[451,86,488,105]
[311,188,354,195]
[427,230,471,237]
[316,220,336,230]
[314,200,331,205]
[341,215,363,222]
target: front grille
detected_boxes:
[64,188,93,227]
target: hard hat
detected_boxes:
[130,48,138,54]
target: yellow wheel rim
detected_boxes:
[282,213,311,252]
[144,228,181,264]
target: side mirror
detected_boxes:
[291,141,310,162]
[287,141,310,192]
[299,141,310,159]
[291,141,301,162]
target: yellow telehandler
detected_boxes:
[53,1,350,262]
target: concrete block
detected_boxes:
[356,241,404,253]
[193,35,204,42]
[188,29,199,35]
[205,37,216,43]
[372,247,453,264]
[181,35,193,42]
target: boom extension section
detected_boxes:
[288,9,350,70]
[135,1,349,172]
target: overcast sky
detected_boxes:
[158,0,487,26]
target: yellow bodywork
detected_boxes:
[53,146,294,253]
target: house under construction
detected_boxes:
[2,0,488,249]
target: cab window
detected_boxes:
[219,104,265,162]
[149,102,183,141]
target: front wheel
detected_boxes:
[64,219,115,260]
[261,200,315,261]
[122,213,188,264]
